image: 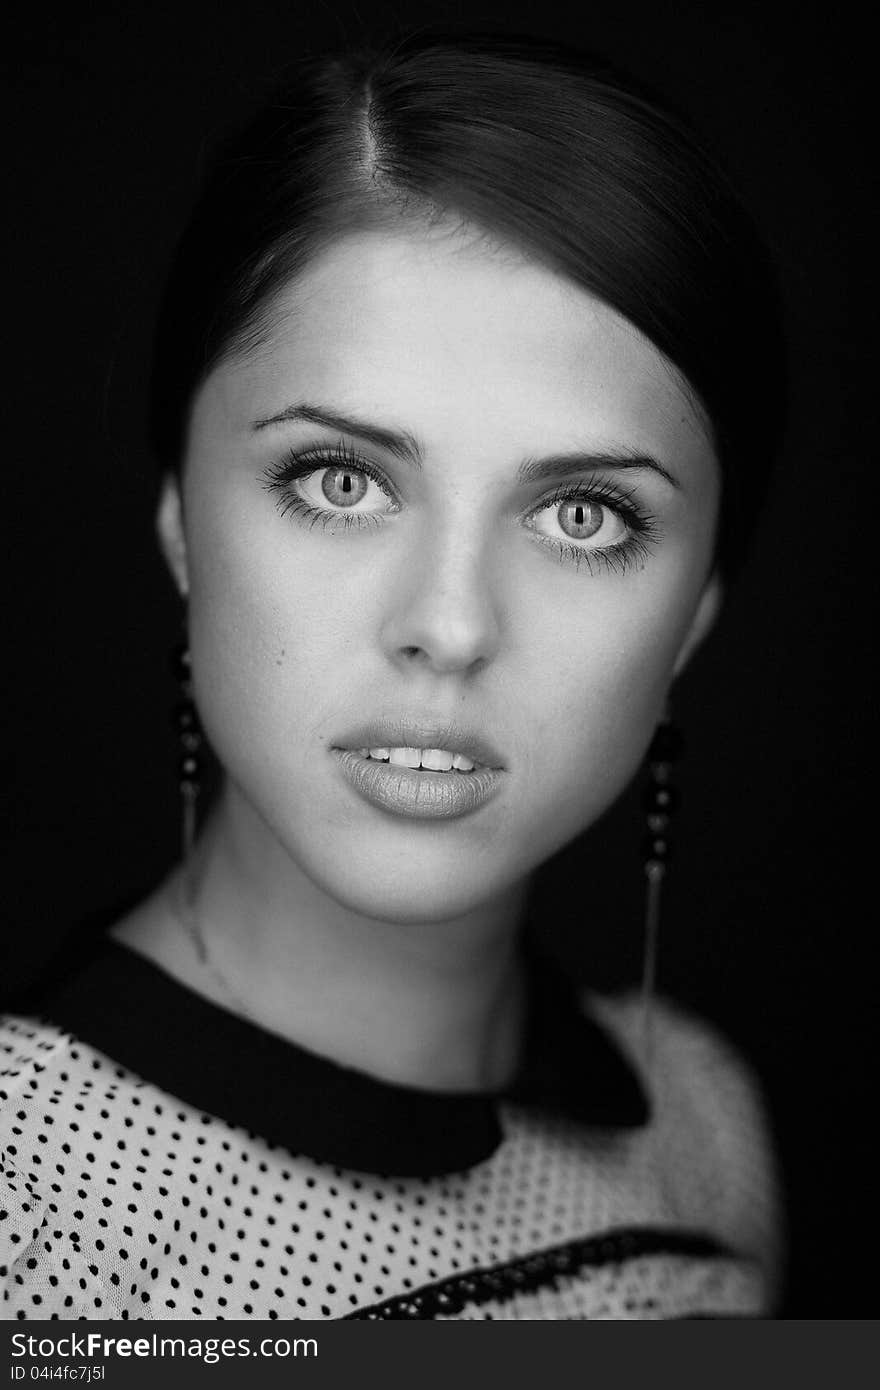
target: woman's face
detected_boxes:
[160,226,721,924]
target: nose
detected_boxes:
[379,522,503,678]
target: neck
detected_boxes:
[117,783,531,1094]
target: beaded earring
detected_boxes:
[171,639,206,962]
[639,711,684,1070]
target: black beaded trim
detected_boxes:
[342,1225,735,1320]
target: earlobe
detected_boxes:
[156,473,190,599]
[672,572,723,679]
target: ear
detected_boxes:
[156,473,190,599]
[672,570,723,680]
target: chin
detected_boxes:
[307,848,520,926]
[229,768,595,925]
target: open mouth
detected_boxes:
[332,746,503,820]
[352,746,484,773]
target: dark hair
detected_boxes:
[149,29,786,582]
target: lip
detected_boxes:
[331,718,505,771]
[332,748,503,820]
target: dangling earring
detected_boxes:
[171,637,206,962]
[640,710,683,1072]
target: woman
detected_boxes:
[1,29,784,1320]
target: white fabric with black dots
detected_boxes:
[1,1014,771,1320]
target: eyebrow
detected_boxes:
[252,401,681,490]
[253,402,423,467]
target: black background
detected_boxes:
[3,1,870,1316]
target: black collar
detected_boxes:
[26,935,649,1178]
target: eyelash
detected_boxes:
[260,439,661,577]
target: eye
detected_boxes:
[295,462,395,515]
[260,441,401,528]
[530,493,629,550]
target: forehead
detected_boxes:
[197,226,715,471]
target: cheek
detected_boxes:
[182,495,346,767]
[508,568,698,852]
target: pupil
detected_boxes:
[322,467,367,507]
[560,499,602,540]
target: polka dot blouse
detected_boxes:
[1,939,778,1320]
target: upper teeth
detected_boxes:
[358,746,479,772]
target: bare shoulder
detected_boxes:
[586,989,783,1282]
